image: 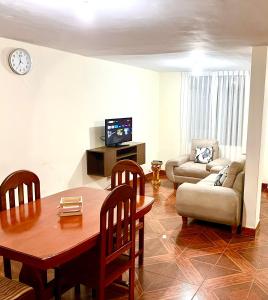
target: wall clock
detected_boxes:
[8,48,32,75]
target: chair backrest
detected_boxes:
[111,159,145,196]
[99,184,136,282]
[0,170,40,211]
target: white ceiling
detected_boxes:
[0,0,266,71]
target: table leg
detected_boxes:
[54,267,62,300]
[3,257,12,279]
[19,264,53,300]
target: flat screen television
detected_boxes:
[105,117,132,147]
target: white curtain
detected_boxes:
[180,71,250,160]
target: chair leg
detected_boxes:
[129,267,135,300]
[74,284,80,295]
[19,264,48,300]
[138,217,144,266]
[92,288,97,298]
[97,286,105,300]
[182,216,188,225]
[3,258,12,279]
[231,225,238,234]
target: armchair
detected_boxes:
[165,139,230,188]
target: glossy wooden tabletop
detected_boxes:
[0,187,154,270]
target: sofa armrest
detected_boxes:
[206,158,230,172]
[176,183,242,225]
[165,155,190,182]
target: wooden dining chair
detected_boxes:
[111,159,145,265]
[0,276,36,300]
[57,184,136,300]
[0,170,40,279]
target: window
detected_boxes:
[180,71,250,159]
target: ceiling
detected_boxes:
[1,0,267,71]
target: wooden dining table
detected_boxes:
[0,186,154,298]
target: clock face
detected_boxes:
[8,48,32,75]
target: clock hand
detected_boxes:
[16,55,22,69]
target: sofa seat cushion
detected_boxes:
[174,161,209,179]
[210,165,226,174]
[197,174,218,186]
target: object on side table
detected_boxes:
[151,160,163,189]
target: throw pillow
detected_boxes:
[195,147,213,164]
[214,165,229,186]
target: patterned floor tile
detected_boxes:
[143,238,169,257]
[216,253,242,271]
[212,282,252,299]
[191,253,222,265]
[248,282,268,300]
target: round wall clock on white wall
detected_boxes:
[8,48,32,75]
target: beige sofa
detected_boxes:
[166,139,230,188]
[176,160,245,232]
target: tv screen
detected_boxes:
[105,117,132,147]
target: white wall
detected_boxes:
[262,103,268,184]
[243,47,268,228]
[0,37,159,196]
[158,72,182,164]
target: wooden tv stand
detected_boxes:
[86,142,145,177]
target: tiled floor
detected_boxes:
[3,179,268,299]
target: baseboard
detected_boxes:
[145,170,166,181]
[262,183,268,192]
[241,221,260,237]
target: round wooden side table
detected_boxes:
[151,160,163,189]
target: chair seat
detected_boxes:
[0,276,35,300]
[174,161,209,179]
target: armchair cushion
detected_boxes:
[174,161,209,179]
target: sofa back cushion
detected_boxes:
[222,160,245,188]
[233,171,245,194]
[190,139,219,161]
